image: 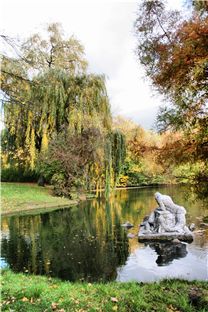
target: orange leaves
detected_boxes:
[136,0,208,94]
[167,16,208,84]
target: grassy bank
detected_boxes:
[1,182,172,216]
[1,183,78,216]
[1,270,208,312]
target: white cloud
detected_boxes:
[1,0,177,129]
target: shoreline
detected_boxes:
[1,182,82,217]
[1,182,183,217]
[1,201,79,217]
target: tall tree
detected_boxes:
[1,24,111,170]
[1,24,127,195]
[134,0,208,177]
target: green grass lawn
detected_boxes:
[1,270,208,312]
[1,182,77,215]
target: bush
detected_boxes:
[36,156,62,183]
[51,173,69,197]
[1,167,38,182]
[122,171,150,186]
[37,128,103,197]
[173,162,208,184]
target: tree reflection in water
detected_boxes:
[1,201,129,282]
[1,185,207,282]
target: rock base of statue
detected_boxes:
[138,192,194,243]
[138,229,193,242]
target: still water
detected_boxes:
[1,185,208,282]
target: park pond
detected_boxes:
[1,185,208,282]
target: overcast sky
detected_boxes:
[1,0,182,129]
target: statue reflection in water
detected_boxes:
[147,241,188,266]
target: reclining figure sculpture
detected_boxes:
[138,192,193,242]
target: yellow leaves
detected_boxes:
[29,127,36,170]
[51,302,58,310]
[49,284,58,289]
[1,153,9,167]
[167,304,181,312]
[111,297,119,311]
[16,148,24,157]
[51,302,65,312]
[118,175,128,187]
[25,112,37,168]
[10,125,15,135]
[26,111,33,146]
[48,114,55,130]
[41,128,49,153]
[22,296,29,302]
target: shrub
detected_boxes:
[51,173,69,197]
[37,128,103,197]
[1,167,38,182]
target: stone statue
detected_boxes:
[138,192,193,242]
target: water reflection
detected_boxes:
[1,203,129,282]
[116,240,208,282]
[1,185,208,282]
[147,242,188,266]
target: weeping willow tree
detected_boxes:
[1,23,85,169]
[104,131,126,197]
[1,23,125,195]
[2,69,111,167]
[111,130,126,185]
[1,24,110,166]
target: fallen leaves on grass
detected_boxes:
[167,304,181,312]
[51,302,58,310]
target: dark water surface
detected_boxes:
[1,185,208,282]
